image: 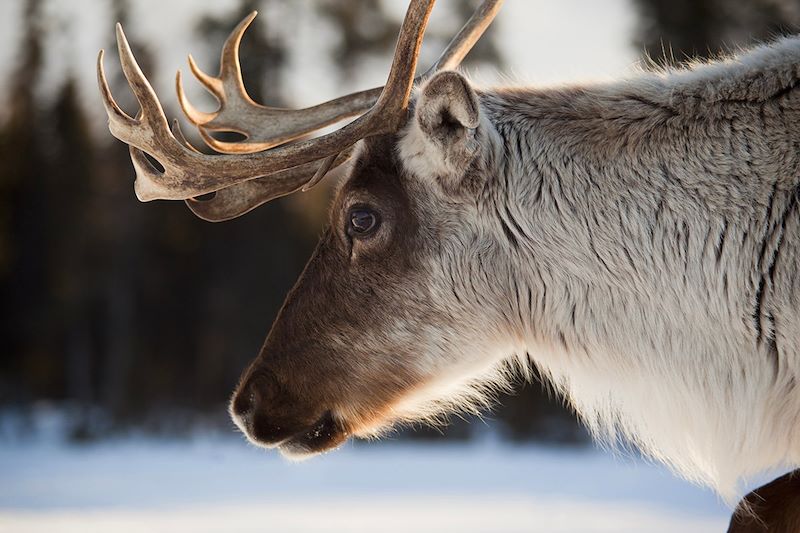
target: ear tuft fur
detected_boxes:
[399,71,483,187]
[417,71,480,133]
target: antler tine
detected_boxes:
[98,0,436,203]
[177,11,253,126]
[97,28,206,200]
[176,11,384,154]
[187,0,438,218]
[428,0,504,72]
[100,0,506,220]
[183,0,504,222]
[177,1,503,157]
[99,24,186,201]
[97,50,137,130]
[170,118,202,153]
[294,0,435,189]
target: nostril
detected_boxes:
[231,384,258,432]
[231,372,277,432]
[232,387,255,417]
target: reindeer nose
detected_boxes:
[230,373,302,446]
[230,381,256,430]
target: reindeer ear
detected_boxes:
[402,71,481,185]
[417,70,480,134]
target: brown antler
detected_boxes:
[168,118,355,221]
[175,11,384,155]
[97,0,504,220]
[185,0,504,221]
[176,0,504,156]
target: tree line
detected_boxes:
[0,0,794,442]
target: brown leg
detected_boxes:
[727,470,800,533]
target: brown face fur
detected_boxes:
[230,134,438,456]
[229,72,502,457]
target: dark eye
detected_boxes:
[348,207,380,237]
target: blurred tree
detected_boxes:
[49,77,98,433]
[0,0,52,404]
[449,0,503,66]
[84,0,151,435]
[184,0,317,415]
[320,0,398,76]
[634,0,800,65]
[0,0,585,446]
[319,0,502,78]
[196,0,287,106]
[494,374,586,444]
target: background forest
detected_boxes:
[1,0,798,445]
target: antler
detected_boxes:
[170,119,355,221]
[176,1,504,156]
[98,0,504,221]
[175,11,384,155]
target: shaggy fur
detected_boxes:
[234,36,799,503]
[396,37,800,500]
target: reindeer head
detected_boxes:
[98,0,508,456]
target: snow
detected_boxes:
[0,2,737,530]
[0,433,731,533]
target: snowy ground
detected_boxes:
[0,430,734,533]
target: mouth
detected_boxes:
[275,411,350,458]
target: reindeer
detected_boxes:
[97,1,800,530]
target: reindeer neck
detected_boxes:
[468,58,800,495]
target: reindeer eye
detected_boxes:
[348,207,380,237]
